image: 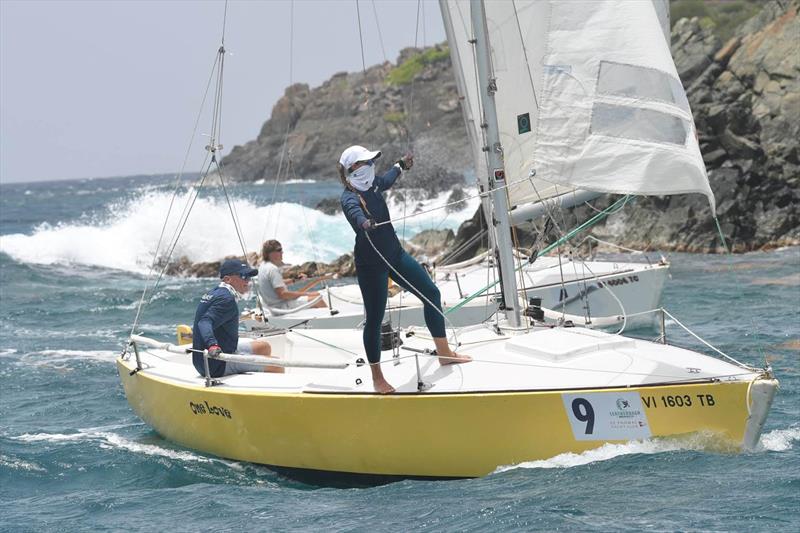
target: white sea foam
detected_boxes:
[0,187,478,274]
[10,328,122,342]
[494,438,699,473]
[0,348,18,357]
[10,427,212,463]
[283,179,317,184]
[0,454,46,472]
[88,301,139,313]
[96,432,212,463]
[19,349,120,366]
[759,427,800,452]
[495,428,800,473]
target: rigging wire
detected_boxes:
[146,162,214,301]
[290,156,329,287]
[129,6,230,337]
[260,1,328,295]
[152,34,233,289]
[370,0,387,63]
[355,0,367,75]
[403,0,423,152]
[444,195,632,315]
[510,0,539,110]
[220,0,228,45]
[129,73,219,336]
[289,0,294,87]
[264,0,294,241]
[421,0,427,46]
[395,0,425,319]
[371,172,543,228]
[215,158,250,260]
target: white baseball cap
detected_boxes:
[339,145,381,172]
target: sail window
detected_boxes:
[590,103,688,145]
[597,61,689,112]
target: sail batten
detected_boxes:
[481,0,715,213]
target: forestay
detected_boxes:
[477,0,714,213]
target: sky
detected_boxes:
[0,0,446,183]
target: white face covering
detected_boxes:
[219,281,241,301]
[348,162,375,191]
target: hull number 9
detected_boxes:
[562,392,652,441]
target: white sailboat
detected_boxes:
[118,0,777,479]
[256,251,669,330]
[254,1,673,332]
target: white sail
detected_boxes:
[482,0,715,213]
[440,0,487,185]
[653,0,671,44]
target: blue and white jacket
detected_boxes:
[192,284,240,376]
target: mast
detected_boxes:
[439,0,496,252]
[470,0,522,327]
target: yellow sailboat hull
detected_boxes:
[117,358,776,478]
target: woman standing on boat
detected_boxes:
[338,145,470,394]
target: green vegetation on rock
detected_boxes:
[671,0,762,41]
[386,46,450,86]
[383,111,407,124]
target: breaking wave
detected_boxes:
[0,187,478,274]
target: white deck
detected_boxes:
[129,324,757,395]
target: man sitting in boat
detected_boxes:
[257,239,327,310]
[192,259,283,377]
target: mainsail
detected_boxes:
[442,0,715,218]
[440,0,487,187]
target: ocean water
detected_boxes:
[0,175,798,532]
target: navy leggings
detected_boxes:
[356,251,445,363]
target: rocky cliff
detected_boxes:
[222,46,470,195]
[222,0,799,254]
[598,0,800,252]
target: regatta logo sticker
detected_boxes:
[189,400,233,420]
[562,392,651,441]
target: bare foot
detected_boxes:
[439,352,472,366]
[370,365,395,394]
[373,376,396,394]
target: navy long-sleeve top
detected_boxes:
[341,165,403,267]
[192,285,240,376]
